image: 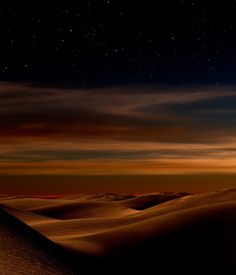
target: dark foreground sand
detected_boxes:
[0,189,236,274]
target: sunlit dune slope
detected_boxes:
[0,197,71,211]
[63,193,135,201]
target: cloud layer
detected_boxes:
[0,82,236,175]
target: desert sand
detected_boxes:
[0,189,236,274]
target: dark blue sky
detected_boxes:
[0,0,235,86]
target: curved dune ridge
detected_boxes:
[1,189,236,273]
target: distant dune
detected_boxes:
[0,189,236,274]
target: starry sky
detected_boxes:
[1,1,236,86]
[0,1,236,194]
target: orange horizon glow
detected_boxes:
[1,138,236,175]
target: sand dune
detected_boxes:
[0,197,70,211]
[0,207,75,274]
[63,193,135,201]
[2,205,57,225]
[79,200,236,251]
[31,200,139,219]
[121,192,189,209]
[1,189,236,274]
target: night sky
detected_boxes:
[0,1,236,194]
[1,1,236,86]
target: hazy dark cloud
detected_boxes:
[2,143,236,166]
[0,83,235,143]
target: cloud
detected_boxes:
[0,82,236,142]
[0,82,236,175]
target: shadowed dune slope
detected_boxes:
[0,207,75,274]
[56,199,236,274]
[31,201,139,219]
[121,192,189,209]
[87,200,236,274]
